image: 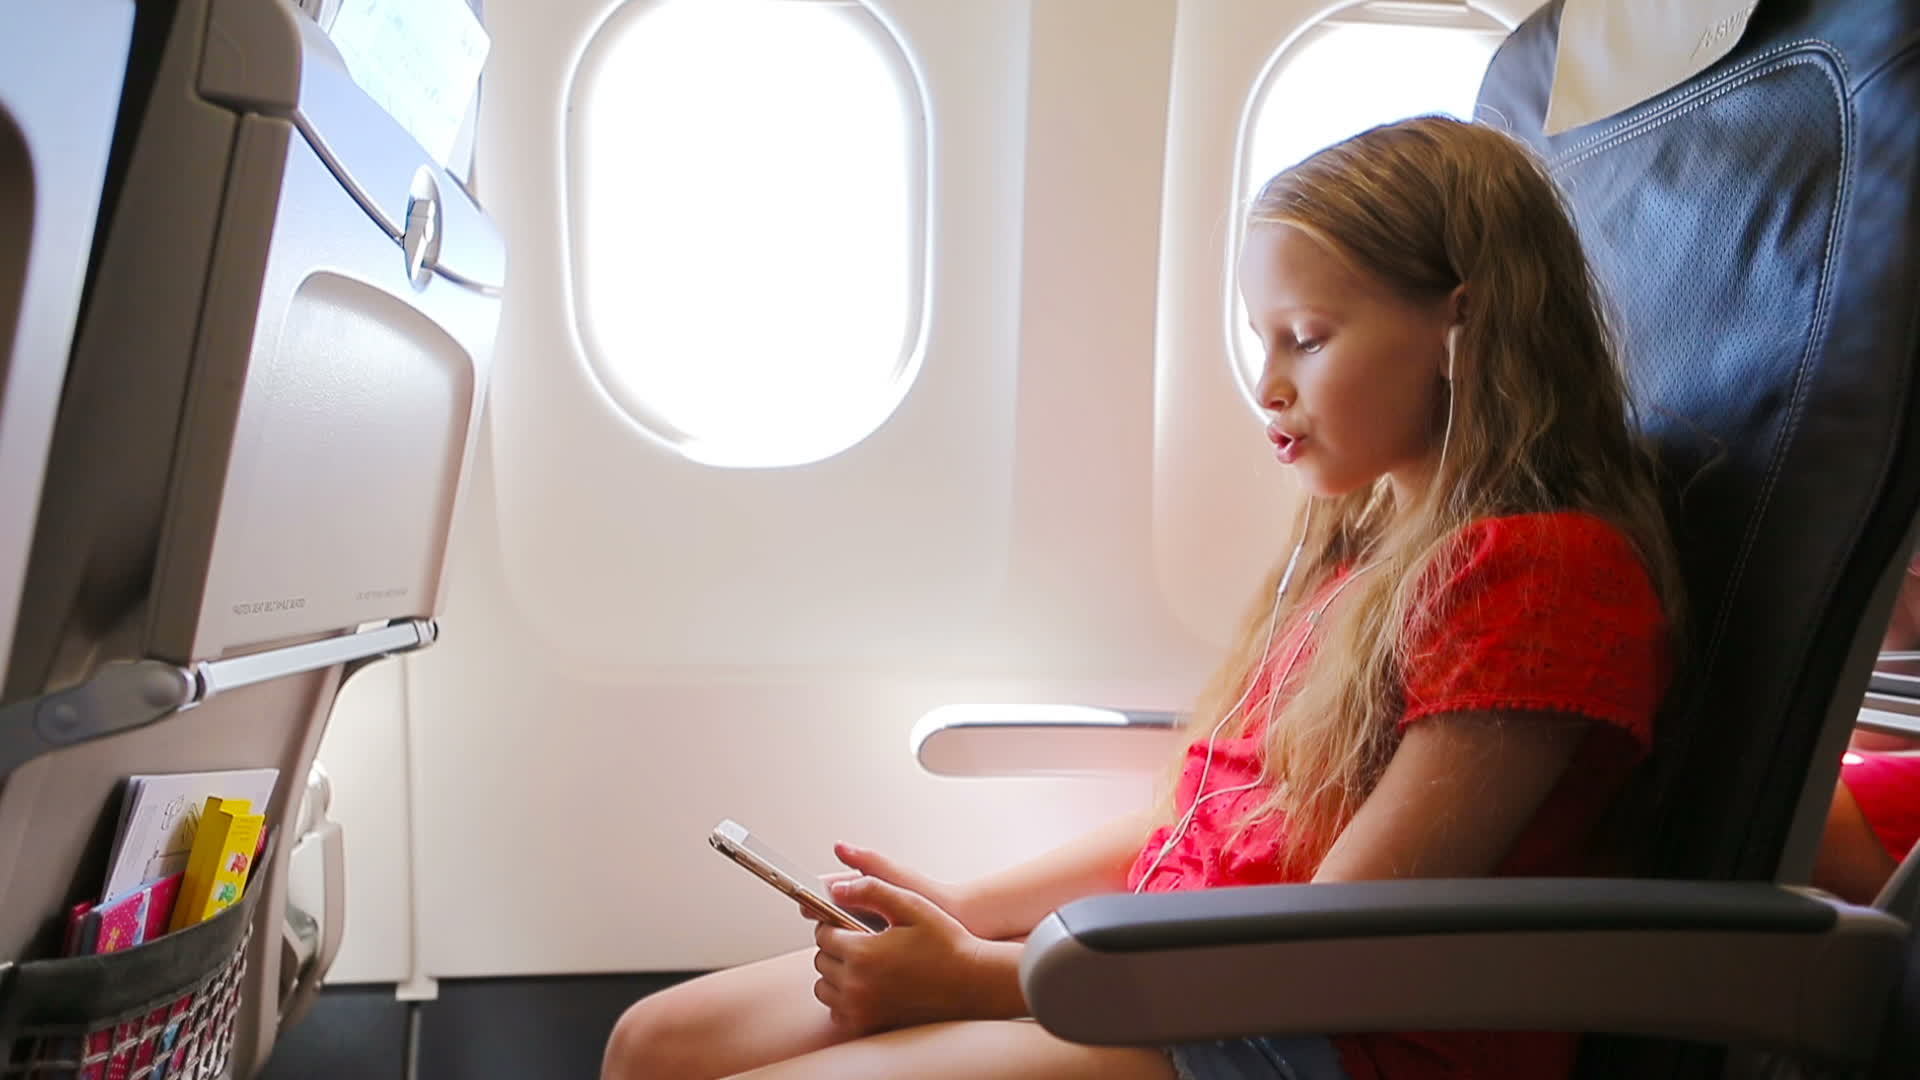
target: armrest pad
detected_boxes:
[1056,878,1836,950]
[1020,878,1905,1064]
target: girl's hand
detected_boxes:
[795,844,978,934]
[830,843,981,933]
[810,873,1001,1035]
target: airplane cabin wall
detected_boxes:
[317,0,1536,984]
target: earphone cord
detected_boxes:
[1439,326,1458,485]
[1132,558,1290,893]
[1132,560,1376,891]
[1134,499,1366,891]
[1134,332,1453,893]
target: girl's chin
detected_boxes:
[1292,469,1378,501]
[1287,466,1343,498]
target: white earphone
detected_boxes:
[1133,324,1464,891]
[1440,325,1460,483]
[1135,499,1370,890]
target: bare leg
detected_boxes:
[603,948,849,1080]
[1812,780,1897,905]
[726,1019,1177,1080]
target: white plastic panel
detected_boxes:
[0,1,133,690]
[332,0,1536,982]
[913,705,1179,777]
[489,0,1047,678]
[404,462,1164,971]
[1479,0,1546,25]
[313,659,416,984]
[372,0,1215,980]
[194,268,474,643]
[145,108,499,661]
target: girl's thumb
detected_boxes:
[831,874,932,929]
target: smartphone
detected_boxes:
[709,820,887,934]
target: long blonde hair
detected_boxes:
[1178,116,1684,874]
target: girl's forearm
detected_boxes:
[953,808,1156,941]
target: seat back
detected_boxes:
[1477,0,1920,1073]
[0,1,500,1075]
[0,1,134,691]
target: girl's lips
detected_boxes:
[1268,425,1305,464]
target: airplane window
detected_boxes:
[1231,14,1504,397]
[568,0,927,467]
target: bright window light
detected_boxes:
[569,0,927,467]
[1231,18,1502,395]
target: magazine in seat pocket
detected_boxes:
[0,834,274,1079]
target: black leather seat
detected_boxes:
[1479,1,1920,1072]
[1019,2,1920,1075]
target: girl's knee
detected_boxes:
[602,951,837,1080]
[603,993,698,1080]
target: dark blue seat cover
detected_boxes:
[1477,1,1920,1075]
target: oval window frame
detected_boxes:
[563,0,934,468]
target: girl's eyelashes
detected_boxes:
[1284,329,1325,354]
[1247,321,1325,354]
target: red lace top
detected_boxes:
[1126,512,1671,1080]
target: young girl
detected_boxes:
[602,115,1681,1080]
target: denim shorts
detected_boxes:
[1165,1035,1350,1080]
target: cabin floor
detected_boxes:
[258,973,695,1080]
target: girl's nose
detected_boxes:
[1258,368,1293,413]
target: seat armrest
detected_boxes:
[1020,878,1906,1064]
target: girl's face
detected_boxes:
[1238,223,1454,505]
